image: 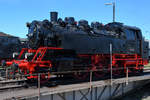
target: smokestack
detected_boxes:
[50,12,58,22]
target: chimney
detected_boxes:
[50,12,58,22]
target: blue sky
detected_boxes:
[0,0,150,39]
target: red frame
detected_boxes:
[5,47,149,80]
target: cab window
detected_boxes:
[125,29,136,40]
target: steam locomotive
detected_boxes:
[0,32,23,62]
[3,12,149,80]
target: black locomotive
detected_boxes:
[0,32,23,61]
[3,12,149,80]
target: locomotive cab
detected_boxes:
[123,26,146,57]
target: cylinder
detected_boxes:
[50,12,58,22]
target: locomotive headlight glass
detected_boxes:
[29,33,33,37]
[25,53,33,59]
[34,27,37,32]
